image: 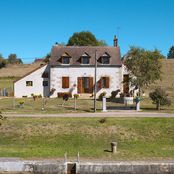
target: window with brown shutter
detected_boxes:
[101,77,110,88]
[62,77,69,88]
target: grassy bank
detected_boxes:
[0,117,173,160]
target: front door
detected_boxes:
[77,77,93,93]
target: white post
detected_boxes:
[94,50,97,112]
[102,96,107,112]
[136,97,140,111]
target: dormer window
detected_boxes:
[102,57,109,64]
[101,53,110,64]
[62,57,70,64]
[61,52,71,64]
[81,53,90,64]
[82,57,89,64]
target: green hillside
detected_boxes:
[146,59,174,97]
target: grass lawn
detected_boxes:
[0,117,173,160]
[1,96,174,114]
[0,98,103,113]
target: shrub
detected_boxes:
[149,87,171,110]
[22,95,28,98]
[99,118,107,124]
[98,91,107,100]
[110,89,120,99]
[74,94,79,99]
[57,92,72,98]
[50,88,56,95]
[19,100,25,108]
[0,111,6,126]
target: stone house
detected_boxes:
[14,37,129,98]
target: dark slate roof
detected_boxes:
[49,45,122,66]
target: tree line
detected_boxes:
[0,53,23,68]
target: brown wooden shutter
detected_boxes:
[89,77,93,93]
[105,77,110,88]
[97,78,102,91]
[77,77,82,93]
[62,77,69,88]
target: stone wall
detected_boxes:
[0,159,174,174]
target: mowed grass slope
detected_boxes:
[0,117,173,159]
[146,59,174,96]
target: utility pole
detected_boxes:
[12,81,15,109]
[94,50,97,112]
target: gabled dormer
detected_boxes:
[80,52,90,64]
[60,52,71,64]
[98,52,110,64]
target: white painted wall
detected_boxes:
[14,65,50,98]
[50,66,122,98]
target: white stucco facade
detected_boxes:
[14,65,50,98]
[50,66,122,98]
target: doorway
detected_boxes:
[77,77,93,93]
[67,163,76,174]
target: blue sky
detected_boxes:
[0,0,174,63]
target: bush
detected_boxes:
[73,94,79,99]
[0,111,6,126]
[99,118,107,124]
[19,100,25,108]
[110,89,120,99]
[57,92,72,98]
[149,87,171,110]
[98,91,107,100]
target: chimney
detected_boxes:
[113,35,118,47]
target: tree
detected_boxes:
[167,46,174,59]
[149,87,171,110]
[43,53,51,63]
[0,54,7,68]
[124,47,164,96]
[67,31,107,46]
[7,54,23,64]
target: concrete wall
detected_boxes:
[14,65,50,98]
[50,66,122,98]
[79,161,174,174]
[0,159,174,174]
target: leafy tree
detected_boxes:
[67,31,107,46]
[43,53,51,63]
[124,47,164,96]
[98,40,107,46]
[17,58,23,64]
[0,58,7,68]
[149,87,171,110]
[0,54,7,68]
[167,46,174,59]
[7,54,23,64]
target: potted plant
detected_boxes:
[19,100,25,108]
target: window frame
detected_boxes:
[101,57,110,64]
[62,57,70,64]
[81,57,90,65]
[43,81,48,86]
[26,81,33,87]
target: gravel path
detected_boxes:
[3,111,174,118]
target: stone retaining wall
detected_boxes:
[0,159,174,174]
